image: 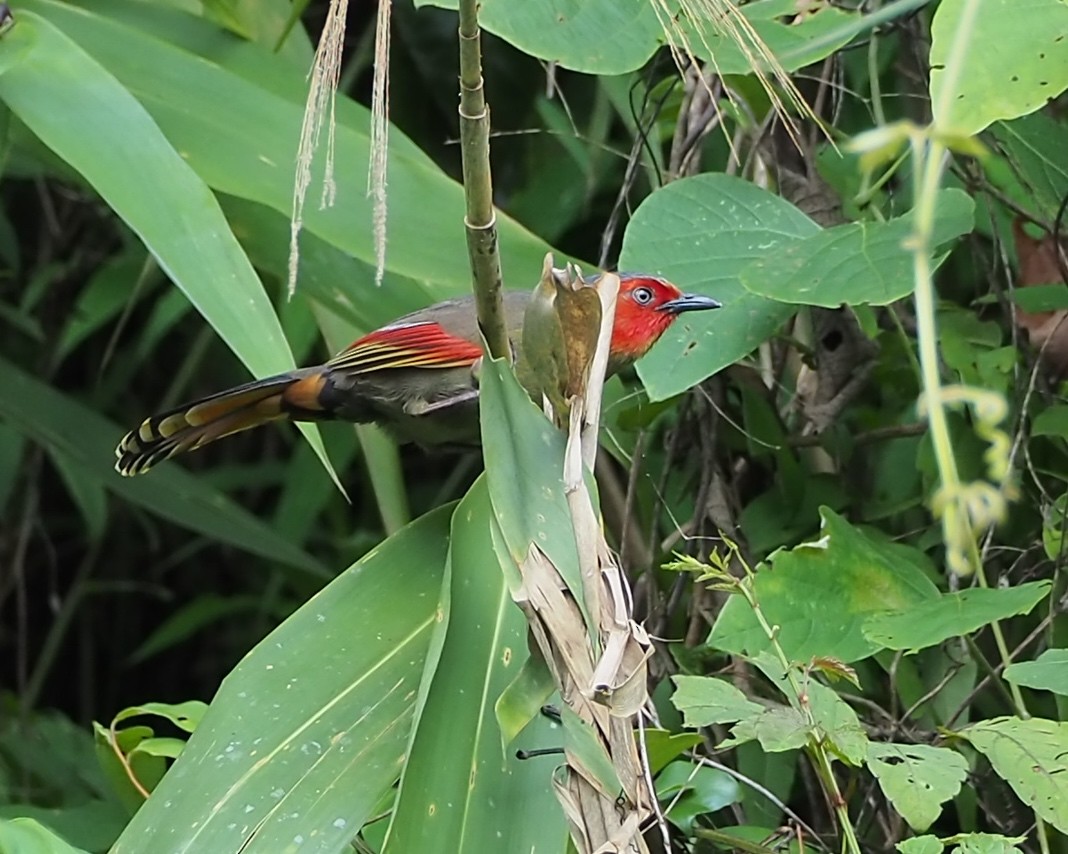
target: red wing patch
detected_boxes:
[327,322,484,373]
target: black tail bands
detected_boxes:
[115,369,330,476]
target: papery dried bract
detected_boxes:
[518,254,602,425]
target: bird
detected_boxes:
[115,274,720,475]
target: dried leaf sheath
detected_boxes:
[508,265,656,853]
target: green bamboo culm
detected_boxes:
[457,0,509,361]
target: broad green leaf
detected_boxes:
[417,0,663,75]
[643,730,704,776]
[949,834,1027,854]
[131,737,188,760]
[741,190,976,307]
[0,12,334,479]
[28,0,557,298]
[93,722,167,812]
[806,681,867,765]
[0,12,35,76]
[930,0,1068,134]
[671,676,763,728]
[724,706,809,753]
[734,742,797,829]
[961,717,1068,834]
[656,761,741,834]
[1004,649,1068,695]
[867,742,969,831]
[1032,405,1068,440]
[478,357,585,616]
[416,0,859,77]
[898,838,944,854]
[989,113,1068,220]
[1011,284,1068,313]
[0,356,324,575]
[863,581,1052,654]
[383,479,565,853]
[709,508,939,663]
[113,701,208,734]
[0,818,90,854]
[110,506,453,854]
[620,173,819,401]
[201,0,314,64]
[0,803,126,854]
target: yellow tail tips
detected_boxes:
[115,399,286,476]
[114,374,319,476]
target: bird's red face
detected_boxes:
[609,274,721,365]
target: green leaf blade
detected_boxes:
[0,11,293,381]
[961,717,1068,835]
[110,506,453,853]
[867,742,969,831]
[0,356,324,574]
[930,0,1068,135]
[863,581,1052,654]
[741,190,976,307]
[671,676,764,728]
[1003,649,1068,695]
[383,479,566,853]
[0,818,91,854]
[620,173,819,401]
[0,9,335,478]
[478,357,586,616]
[709,508,939,663]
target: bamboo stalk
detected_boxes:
[457,0,509,360]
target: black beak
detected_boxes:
[658,293,722,314]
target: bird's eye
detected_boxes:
[632,286,654,305]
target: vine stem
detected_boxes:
[737,569,862,854]
[457,0,509,359]
[909,0,1049,848]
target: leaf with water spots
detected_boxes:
[383,478,565,853]
[110,506,453,854]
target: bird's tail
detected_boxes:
[115,368,330,476]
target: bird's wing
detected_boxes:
[327,321,484,374]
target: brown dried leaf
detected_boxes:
[808,656,860,689]
[557,285,602,401]
[518,258,603,425]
